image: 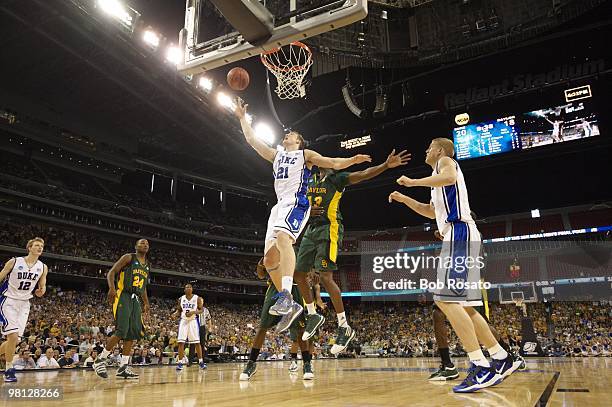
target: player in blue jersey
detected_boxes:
[389,138,520,393]
[0,237,48,382]
[234,98,370,331]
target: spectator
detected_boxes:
[12,350,36,370]
[59,350,77,368]
[37,348,60,369]
[84,350,99,368]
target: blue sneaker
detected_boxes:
[491,354,521,380]
[199,362,207,370]
[453,363,500,393]
[4,368,17,383]
[275,301,303,333]
[176,362,184,371]
[269,289,293,316]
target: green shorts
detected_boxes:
[260,284,305,341]
[296,224,344,273]
[113,291,145,340]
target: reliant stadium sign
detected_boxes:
[444,59,604,110]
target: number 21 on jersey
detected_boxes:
[275,166,289,179]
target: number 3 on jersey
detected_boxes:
[132,275,144,289]
[275,166,289,180]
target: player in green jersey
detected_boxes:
[93,238,151,379]
[295,150,411,354]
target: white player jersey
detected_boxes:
[180,294,199,321]
[430,158,475,236]
[1,257,45,301]
[272,149,311,204]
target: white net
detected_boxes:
[261,42,313,99]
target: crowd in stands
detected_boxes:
[0,220,261,280]
[0,155,266,239]
[1,284,609,371]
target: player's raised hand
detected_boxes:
[35,286,46,297]
[397,175,416,187]
[234,97,247,119]
[388,191,407,204]
[385,149,411,168]
[351,154,372,165]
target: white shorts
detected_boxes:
[433,222,483,307]
[178,318,200,344]
[264,198,310,254]
[0,296,30,337]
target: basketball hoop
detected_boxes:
[261,41,313,100]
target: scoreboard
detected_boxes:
[452,97,600,161]
[453,116,520,160]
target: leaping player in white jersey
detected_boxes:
[234,97,371,330]
[173,283,206,371]
[389,138,520,393]
[0,237,48,383]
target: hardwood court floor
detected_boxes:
[1,357,609,406]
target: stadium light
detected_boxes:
[165,46,182,65]
[198,77,213,92]
[531,209,541,218]
[216,92,236,110]
[254,122,275,145]
[97,0,133,27]
[142,30,160,48]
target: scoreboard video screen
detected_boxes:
[453,99,601,161]
[453,116,520,160]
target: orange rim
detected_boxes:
[260,41,312,73]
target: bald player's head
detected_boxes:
[425,138,455,167]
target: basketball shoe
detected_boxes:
[4,368,17,383]
[275,302,303,333]
[491,353,522,380]
[452,363,500,393]
[269,289,293,316]
[239,361,257,381]
[116,365,139,379]
[330,325,356,355]
[428,363,459,381]
[289,360,299,373]
[303,361,314,380]
[302,313,325,341]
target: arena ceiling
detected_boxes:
[0,1,611,228]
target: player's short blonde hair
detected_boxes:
[26,237,45,250]
[432,138,455,158]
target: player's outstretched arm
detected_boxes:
[396,156,457,188]
[347,149,411,185]
[106,254,131,304]
[388,191,435,219]
[234,98,276,163]
[0,258,16,282]
[305,150,371,171]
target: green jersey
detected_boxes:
[307,171,350,227]
[117,254,150,297]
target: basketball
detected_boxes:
[227,67,250,91]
